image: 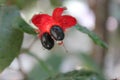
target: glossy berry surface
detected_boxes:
[41,32,54,50]
[50,25,64,41]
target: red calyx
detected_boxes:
[31,7,77,37]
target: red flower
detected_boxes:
[31,7,77,36]
[31,7,77,50]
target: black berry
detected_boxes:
[50,25,65,41]
[41,32,54,50]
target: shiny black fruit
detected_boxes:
[50,25,65,41]
[41,32,54,50]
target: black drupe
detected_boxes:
[50,25,65,41]
[41,32,54,50]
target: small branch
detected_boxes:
[28,37,38,50]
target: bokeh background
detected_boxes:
[0,0,120,80]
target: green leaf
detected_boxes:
[46,54,63,74]
[13,0,37,9]
[29,63,50,80]
[79,53,101,73]
[0,0,37,9]
[14,17,37,35]
[0,5,24,72]
[50,0,62,7]
[45,69,106,80]
[75,24,108,48]
[79,53,106,80]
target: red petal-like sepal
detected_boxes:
[58,15,77,29]
[31,14,61,35]
[31,14,53,34]
[31,14,51,28]
[52,7,66,20]
[31,7,77,36]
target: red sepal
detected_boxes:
[31,7,77,37]
[57,15,77,30]
[52,7,67,20]
[31,14,60,36]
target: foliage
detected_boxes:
[75,24,108,48]
[45,69,105,80]
[0,5,23,72]
[0,5,36,72]
[50,0,62,7]
[0,0,37,9]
